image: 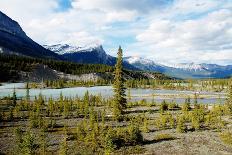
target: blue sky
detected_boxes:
[57,0,72,11]
[0,0,231,65]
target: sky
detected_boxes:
[0,0,232,65]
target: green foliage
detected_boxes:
[176,115,187,133]
[182,97,191,112]
[205,112,225,130]
[8,107,14,121]
[142,115,149,133]
[59,135,68,155]
[20,131,37,155]
[113,46,127,121]
[160,100,168,113]
[153,133,175,142]
[39,129,47,155]
[225,84,232,113]
[75,120,143,154]
[155,112,175,130]
[127,88,132,100]
[14,127,24,152]
[0,54,114,82]
[25,82,30,101]
[12,88,17,106]
[168,101,178,110]
[219,131,232,146]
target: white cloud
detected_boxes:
[135,7,232,65]
[0,0,231,65]
[172,0,220,14]
[0,0,106,46]
[106,10,138,22]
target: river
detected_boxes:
[0,83,226,104]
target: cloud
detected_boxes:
[0,0,231,65]
[172,0,220,14]
[135,7,232,65]
[0,0,107,46]
[72,0,171,13]
[0,0,58,21]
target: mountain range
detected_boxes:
[0,11,231,79]
[124,57,232,79]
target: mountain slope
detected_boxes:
[0,11,62,60]
[44,44,137,70]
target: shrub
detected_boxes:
[153,133,175,142]
[142,115,149,133]
[176,115,187,133]
[160,100,168,113]
[219,131,232,146]
[182,102,190,112]
[190,109,205,130]
[168,102,178,110]
[205,114,225,130]
[20,131,37,155]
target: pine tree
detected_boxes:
[39,128,47,155]
[12,87,17,106]
[226,83,232,113]
[26,82,30,102]
[59,127,68,155]
[152,93,156,105]
[127,88,132,100]
[112,46,127,121]
[176,116,187,133]
[194,93,198,104]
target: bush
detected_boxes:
[219,131,232,146]
[20,131,37,155]
[176,115,187,133]
[153,133,175,142]
[168,102,178,110]
[75,120,143,154]
[160,100,168,113]
[182,103,191,112]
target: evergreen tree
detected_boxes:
[194,93,198,105]
[152,93,156,105]
[39,129,47,155]
[112,46,127,120]
[226,83,232,113]
[127,88,132,100]
[12,87,17,106]
[26,82,30,101]
[59,128,68,155]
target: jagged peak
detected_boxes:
[124,56,163,66]
[43,43,105,55]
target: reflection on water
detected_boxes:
[0,83,225,104]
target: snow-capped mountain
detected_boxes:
[44,44,137,70]
[43,44,104,55]
[168,63,207,71]
[125,56,232,79]
[124,56,165,72]
[125,56,155,65]
[0,11,62,60]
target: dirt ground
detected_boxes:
[0,105,232,155]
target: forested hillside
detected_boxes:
[0,54,171,82]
